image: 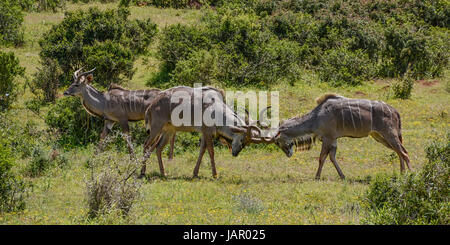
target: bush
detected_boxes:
[317,47,375,86]
[158,24,210,71]
[24,147,53,177]
[363,135,450,225]
[380,24,448,79]
[39,7,157,87]
[126,0,222,8]
[19,0,66,12]
[30,58,63,103]
[45,97,103,147]
[158,11,303,87]
[86,150,141,218]
[392,76,414,100]
[0,51,25,111]
[0,1,24,46]
[0,137,28,213]
[159,0,447,88]
[0,114,44,158]
[82,40,135,86]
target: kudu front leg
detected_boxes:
[193,136,207,178]
[96,120,114,154]
[119,121,136,159]
[315,140,331,180]
[329,140,345,180]
[139,132,162,178]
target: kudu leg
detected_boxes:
[205,135,218,178]
[315,141,331,180]
[156,133,171,177]
[119,121,135,159]
[193,136,207,178]
[168,133,176,161]
[381,132,410,173]
[139,125,164,178]
[329,140,345,180]
[96,120,114,154]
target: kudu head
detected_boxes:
[273,118,315,158]
[273,130,295,157]
[63,68,96,97]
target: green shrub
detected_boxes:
[0,0,24,46]
[82,40,135,86]
[24,147,53,177]
[158,24,210,71]
[318,47,375,86]
[45,97,103,147]
[86,151,141,218]
[21,0,66,12]
[159,10,302,87]
[0,51,25,111]
[30,58,63,103]
[0,114,43,158]
[126,0,222,8]
[39,7,157,87]
[392,76,414,100]
[363,135,450,225]
[380,24,447,79]
[0,138,28,213]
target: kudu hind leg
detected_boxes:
[168,133,176,161]
[379,131,410,173]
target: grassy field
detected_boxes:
[1,2,449,225]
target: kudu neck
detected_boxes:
[80,84,105,116]
[285,112,316,137]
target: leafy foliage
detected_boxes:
[0,0,24,46]
[38,7,157,88]
[363,135,450,225]
[45,97,103,147]
[30,58,63,103]
[85,150,141,218]
[156,0,449,87]
[0,51,25,111]
[0,137,28,213]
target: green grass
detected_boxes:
[0,2,449,224]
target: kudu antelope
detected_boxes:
[272,93,410,180]
[140,86,266,178]
[63,68,176,159]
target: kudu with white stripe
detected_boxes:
[63,68,176,158]
[272,93,410,180]
[140,86,266,178]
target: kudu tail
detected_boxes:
[397,111,403,144]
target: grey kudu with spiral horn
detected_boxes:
[269,93,411,180]
[63,68,176,159]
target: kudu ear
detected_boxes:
[86,74,93,84]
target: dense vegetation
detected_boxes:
[0,1,25,46]
[364,135,449,224]
[153,0,449,87]
[0,0,448,225]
